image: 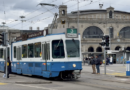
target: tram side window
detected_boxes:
[34,42,41,57]
[52,40,65,58]
[22,45,27,58]
[47,43,50,60]
[14,46,16,58]
[28,44,34,58]
[0,49,3,58]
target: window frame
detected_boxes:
[22,44,28,58]
[14,46,16,58]
[52,40,65,59]
[28,43,34,58]
[34,42,41,58]
[0,49,3,58]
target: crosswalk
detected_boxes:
[0,83,7,85]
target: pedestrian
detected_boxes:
[91,56,96,74]
[83,58,85,65]
[110,56,113,64]
[88,57,90,65]
[106,57,110,65]
[6,57,11,78]
[86,57,88,63]
[95,55,100,74]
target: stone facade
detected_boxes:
[56,5,130,61]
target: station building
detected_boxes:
[55,5,130,63]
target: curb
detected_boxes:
[15,81,52,84]
[115,76,130,78]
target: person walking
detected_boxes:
[91,56,96,74]
[95,55,100,74]
[88,57,90,65]
[110,56,113,64]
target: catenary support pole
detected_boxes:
[104,48,106,75]
[5,46,8,78]
[5,30,8,79]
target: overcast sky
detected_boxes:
[0,0,130,30]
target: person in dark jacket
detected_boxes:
[95,55,100,74]
[7,57,11,78]
[91,56,96,74]
[4,57,11,78]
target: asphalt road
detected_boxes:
[0,64,130,90]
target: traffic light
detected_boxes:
[0,32,7,46]
[0,33,5,45]
[105,35,109,47]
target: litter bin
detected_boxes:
[126,61,130,76]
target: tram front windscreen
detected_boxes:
[66,40,80,57]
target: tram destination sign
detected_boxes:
[66,28,78,38]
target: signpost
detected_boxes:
[66,28,78,38]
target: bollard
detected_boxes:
[126,61,130,76]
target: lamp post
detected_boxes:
[20,16,26,30]
[70,0,90,37]
[20,16,26,35]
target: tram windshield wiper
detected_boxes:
[56,39,62,48]
[72,39,79,52]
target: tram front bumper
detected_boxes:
[73,70,81,79]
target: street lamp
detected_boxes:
[37,3,58,7]
[20,16,26,30]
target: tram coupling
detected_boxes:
[60,70,81,80]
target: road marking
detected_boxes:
[119,79,128,81]
[0,83,7,85]
[73,82,124,90]
[106,72,126,76]
[107,69,114,71]
[15,84,57,90]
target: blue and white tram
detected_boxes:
[0,45,11,72]
[1,31,82,79]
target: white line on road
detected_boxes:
[15,84,57,90]
[101,69,124,73]
[107,69,114,71]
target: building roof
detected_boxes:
[69,9,130,15]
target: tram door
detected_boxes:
[16,46,22,69]
[42,42,50,71]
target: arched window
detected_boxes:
[82,26,104,38]
[126,47,130,51]
[88,47,94,52]
[119,26,130,38]
[115,46,121,50]
[96,47,102,52]
[109,27,113,38]
[62,10,65,15]
[109,11,112,18]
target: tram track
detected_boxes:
[55,77,130,90]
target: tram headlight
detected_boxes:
[73,64,76,68]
